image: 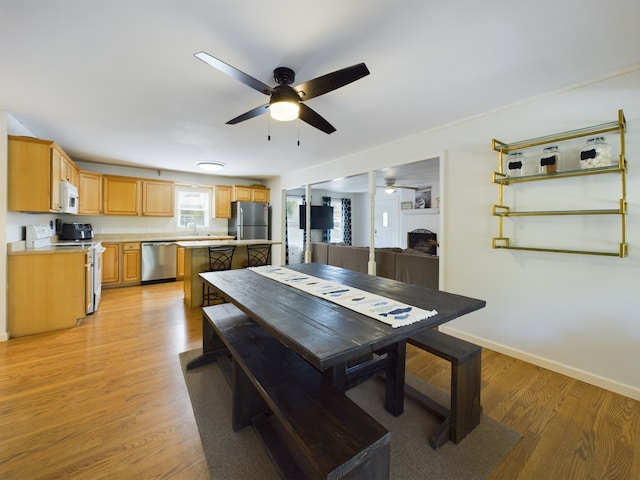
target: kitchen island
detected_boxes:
[176,239,281,307]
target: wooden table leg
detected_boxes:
[384,340,406,416]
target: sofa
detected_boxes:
[310,242,439,290]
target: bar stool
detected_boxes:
[246,243,272,267]
[201,245,236,306]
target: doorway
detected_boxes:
[285,195,304,264]
[374,196,399,248]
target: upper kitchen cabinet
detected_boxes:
[212,185,232,218]
[58,150,79,186]
[251,186,270,203]
[231,185,252,202]
[102,175,175,216]
[142,180,175,217]
[231,185,270,203]
[8,135,79,213]
[102,175,141,215]
[78,170,102,215]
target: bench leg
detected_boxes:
[186,312,229,370]
[450,353,482,443]
[232,359,270,431]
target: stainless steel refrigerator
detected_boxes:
[228,202,270,240]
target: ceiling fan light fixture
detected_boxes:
[197,161,225,172]
[270,100,299,121]
[384,180,396,194]
[269,88,300,121]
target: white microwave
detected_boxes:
[60,181,79,214]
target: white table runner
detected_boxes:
[250,266,437,328]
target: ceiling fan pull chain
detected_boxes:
[268,117,271,141]
[297,127,300,146]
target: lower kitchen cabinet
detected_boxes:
[8,251,86,337]
[102,243,120,285]
[102,242,141,288]
[122,242,141,285]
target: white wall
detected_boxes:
[280,66,640,400]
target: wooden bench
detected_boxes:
[407,329,482,449]
[201,303,391,480]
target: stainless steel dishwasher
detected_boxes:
[141,241,177,284]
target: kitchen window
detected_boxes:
[176,187,210,230]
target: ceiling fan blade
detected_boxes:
[293,63,370,101]
[226,104,269,125]
[298,103,336,134]
[195,52,274,96]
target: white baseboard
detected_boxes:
[0,331,9,342]
[439,325,640,402]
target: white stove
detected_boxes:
[25,222,55,249]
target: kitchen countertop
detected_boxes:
[8,242,96,255]
[8,235,278,255]
[176,239,280,249]
[94,234,234,242]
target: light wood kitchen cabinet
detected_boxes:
[176,246,185,279]
[231,185,270,203]
[102,242,141,287]
[103,175,140,215]
[78,170,102,215]
[212,185,232,218]
[59,152,79,185]
[232,185,252,202]
[50,143,78,205]
[8,251,86,337]
[50,146,62,211]
[102,243,120,285]
[251,186,270,203]
[142,180,175,217]
[8,135,79,213]
[122,242,141,284]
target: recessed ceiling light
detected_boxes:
[197,162,225,172]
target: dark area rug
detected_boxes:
[179,349,521,479]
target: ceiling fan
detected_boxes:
[380,179,417,194]
[195,52,370,134]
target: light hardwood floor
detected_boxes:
[1,281,638,479]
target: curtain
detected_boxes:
[301,195,307,255]
[342,198,352,245]
[322,196,331,243]
[284,198,290,265]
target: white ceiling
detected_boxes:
[2,1,639,187]
[310,157,440,193]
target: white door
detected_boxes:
[374,197,399,247]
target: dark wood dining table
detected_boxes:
[199,262,486,416]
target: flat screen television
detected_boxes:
[299,205,334,230]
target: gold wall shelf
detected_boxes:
[491,109,628,258]
[492,165,624,185]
